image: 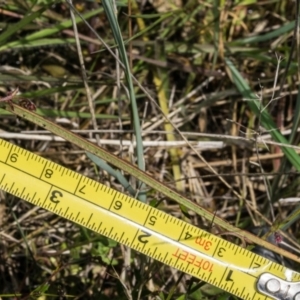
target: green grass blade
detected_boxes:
[0,8,102,52]
[102,0,146,202]
[225,58,300,170]
[0,6,48,44]
[232,21,295,44]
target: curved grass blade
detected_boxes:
[86,152,136,197]
[225,58,300,171]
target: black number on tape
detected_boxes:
[148,216,157,226]
[10,153,18,163]
[138,231,151,244]
[113,200,122,210]
[50,190,63,204]
[44,169,53,179]
[217,247,226,257]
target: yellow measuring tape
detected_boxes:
[0,138,299,299]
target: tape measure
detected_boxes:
[0,138,300,300]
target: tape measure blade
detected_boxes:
[0,138,299,300]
